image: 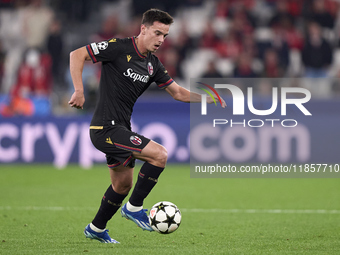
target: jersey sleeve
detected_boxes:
[86,38,122,63]
[153,58,174,89]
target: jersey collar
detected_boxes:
[132,36,147,59]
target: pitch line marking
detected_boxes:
[180,209,340,214]
[0,206,339,214]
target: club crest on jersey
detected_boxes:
[97,41,108,50]
[148,62,154,75]
[130,136,142,146]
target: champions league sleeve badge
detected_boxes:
[97,41,109,50]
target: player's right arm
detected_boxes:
[68,46,91,109]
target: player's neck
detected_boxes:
[134,36,148,56]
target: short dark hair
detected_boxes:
[142,8,174,26]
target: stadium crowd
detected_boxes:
[1,0,340,116]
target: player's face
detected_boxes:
[143,21,170,52]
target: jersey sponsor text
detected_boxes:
[123,68,149,83]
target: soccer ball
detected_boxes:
[149,201,181,234]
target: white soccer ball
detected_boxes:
[149,201,181,234]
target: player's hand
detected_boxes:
[68,91,85,109]
[207,96,227,108]
[219,97,227,108]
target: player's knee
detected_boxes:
[124,182,133,194]
[114,181,133,195]
[154,145,168,167]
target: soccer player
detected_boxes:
[68,8,226,243]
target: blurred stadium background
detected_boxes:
[0,0,339,167]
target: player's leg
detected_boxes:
[92,165,133,229]
[133,140,167,168]
[96,126,166,231]
[85,128,137,242]
[109,164,134,194]
[121,140,167,231]
[125,140,167,211]
[85,164,133,243]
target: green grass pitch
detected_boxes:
[0,164,340,254]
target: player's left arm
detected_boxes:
[165,81,226,107]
